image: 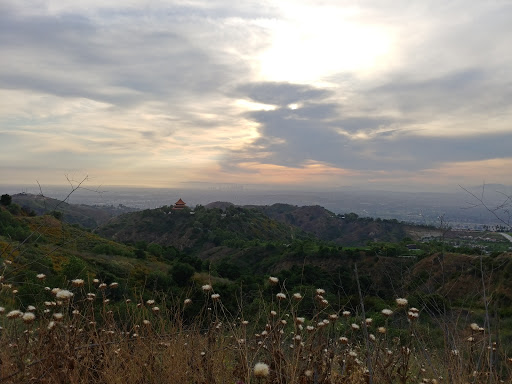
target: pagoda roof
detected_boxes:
[175,198,186,205]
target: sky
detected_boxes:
[1,0,511,192]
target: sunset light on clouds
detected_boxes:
[1,0,511,191]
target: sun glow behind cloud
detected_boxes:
[257,4,392,83]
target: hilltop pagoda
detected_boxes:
[173,198,186,210]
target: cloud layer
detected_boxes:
[1,0,511,190]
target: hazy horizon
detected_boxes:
[2,181,510,228]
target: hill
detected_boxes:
[96,204,301,252]
[250,203,415,245]
[11,193,137,229]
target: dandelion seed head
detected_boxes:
[36,273,46,280]
[269,276,279,285]
[109,282,119,288]
[407,311,419,321]
[396,298,408,307]
[270,310,277,316]
[211,293,220,301]
[470,323,480,331]
[351,323,360,330]
[254,362,270,378]
[98,283,107,289]
[152,306,160,313]
[22,312,36,323]
[381,308,393,316]
[202,284,212,292]
[6,310,23,319]
[56,289,73,300]
[71,279,84,287]
[276,292,286,300]
[293,293,302,300]
[53,313,63,321]
[342,311,351,317]
[316,288,325,295]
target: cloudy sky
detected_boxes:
[1,0,511,191]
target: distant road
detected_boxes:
[500,233,512,242]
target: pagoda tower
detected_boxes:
[173,198,186,210]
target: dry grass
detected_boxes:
[0,275,511,384]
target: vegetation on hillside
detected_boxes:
[1,193,512,383]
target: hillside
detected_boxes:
[96,204,301,252]
[11,193,137,229]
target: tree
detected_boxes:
[0,194,12,206]
[171,262,195,286]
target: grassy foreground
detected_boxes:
[0,274,511,384]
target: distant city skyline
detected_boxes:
[1,1,511,191]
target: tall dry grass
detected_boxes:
[1,274,511,384]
